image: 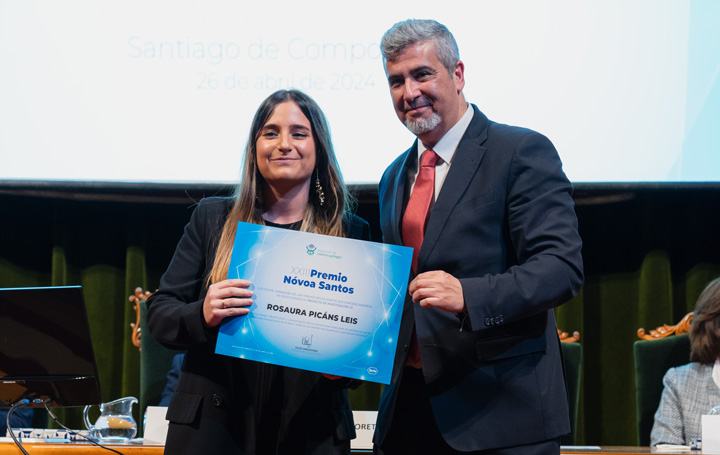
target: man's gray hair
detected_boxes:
[380,19,460,75]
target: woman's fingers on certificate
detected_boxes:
[203,279,254,327]
[219,279,254,306]
[218,279,253,311]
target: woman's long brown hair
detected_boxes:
[207,90,354,285]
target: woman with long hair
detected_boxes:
[651,277,720,445]
[147,89,369,454]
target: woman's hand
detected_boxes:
[203,279,253,327]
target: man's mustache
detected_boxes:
[404,97,433,112]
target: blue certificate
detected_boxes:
[215,221,412,384]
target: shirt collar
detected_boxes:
[417,103,474,165]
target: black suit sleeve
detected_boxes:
[461,130,583,327]
[147,198,227,351]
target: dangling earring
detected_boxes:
[315,171,325,206]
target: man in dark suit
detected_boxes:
[373,19,584,455]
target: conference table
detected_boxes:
[0,444,704,454]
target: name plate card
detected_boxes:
[703,414,720,453]
[215,222,412,384]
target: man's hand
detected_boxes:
[408,271,465,313]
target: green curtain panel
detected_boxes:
[1,187,719,444]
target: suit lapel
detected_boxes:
[416,106,490,272]
[387,143,418,245]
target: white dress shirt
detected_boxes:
[406,104,474,206]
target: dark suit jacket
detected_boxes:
[147,197,370,454]
[375,105,584,452]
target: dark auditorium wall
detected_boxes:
[1,184,719,444]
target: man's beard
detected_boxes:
[405,112,441,135]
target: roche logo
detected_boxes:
[306,244,317,255]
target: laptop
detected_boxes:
[0,286,102,407]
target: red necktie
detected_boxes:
[402,149,439,274]
[402,149,439,368]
